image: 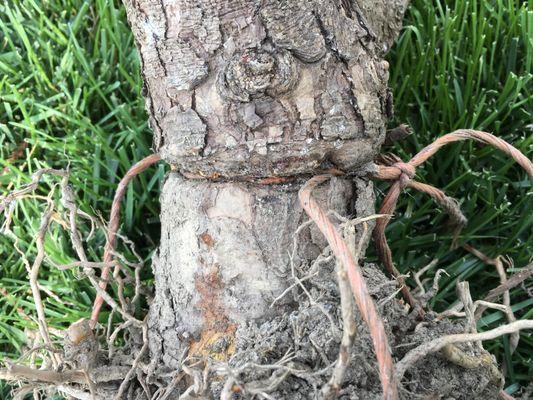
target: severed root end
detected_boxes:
[441,344,502,384]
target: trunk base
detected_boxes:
[144,172,502,399]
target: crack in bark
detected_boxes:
[157,0,169,41]
[152,34,168,76]
[312,10,348,63]
[342,69,367,136]
[352,1,376,40]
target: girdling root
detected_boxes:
[372,129,532,310]
[91,153,161,325]
[0,129,532,399]
[299,175,399,400]
[300,129,532,399]
[321,220,374,399]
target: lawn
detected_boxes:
[0,0,531,396]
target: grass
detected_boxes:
[0,0,531,396]
[0,0,162,359]
[384,0,532,393]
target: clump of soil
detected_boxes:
[203,263,502,399]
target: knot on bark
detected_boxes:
[218,49,299,102]
[392,161,415,186]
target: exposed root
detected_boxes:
[28,201,60,368]
[0,168,149,399]
[0,363,130,385]
[115,323,149,400]
[1,128,532,399]
[396,320,533,381]
[485,262,533,304]
[320,222,366,399]
[464,245,519,353]
[300,175,399,399]
[91,154,161,324]
[372,129,533,310]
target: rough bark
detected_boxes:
[121,0,503,398]
[150,174,369,366]
[123,0,406,178]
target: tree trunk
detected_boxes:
[122,1,503,398]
